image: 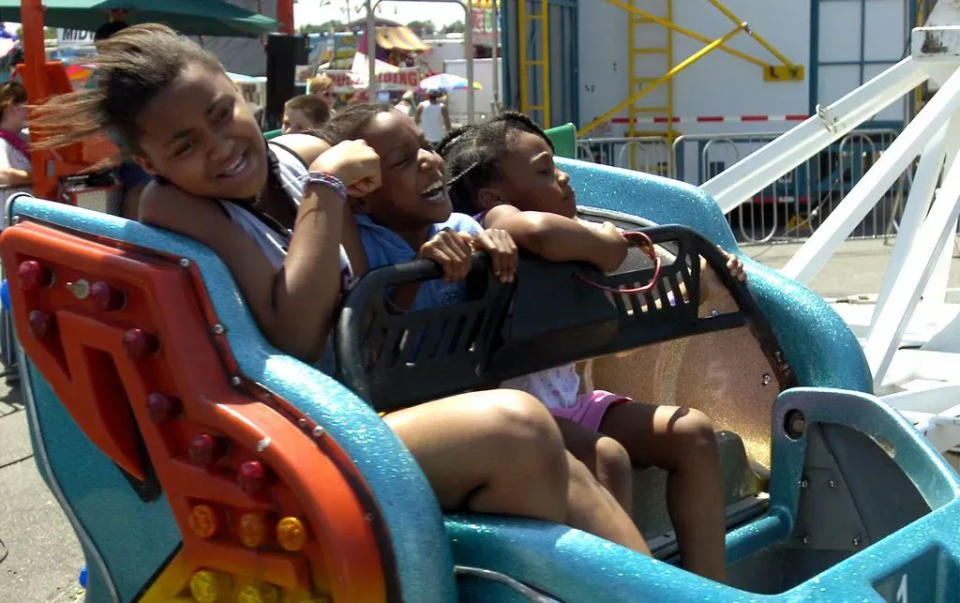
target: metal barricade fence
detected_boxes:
[672,129,908,243]
[575,137,672,177]
[578,130,910,244]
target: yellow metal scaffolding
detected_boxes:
[519,0,551,127]
[627,0,675,170]
[578,0,805,137]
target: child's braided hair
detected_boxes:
[436,111,553,214]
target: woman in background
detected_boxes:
[0,81,31,204]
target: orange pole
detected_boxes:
[21,0,58,200]
[276,0,294,34]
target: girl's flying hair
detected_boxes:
[31,23,223,155]
[437,111,554,214]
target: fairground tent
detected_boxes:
[0,0,277,37]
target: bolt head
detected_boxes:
[800,478,809,489]
[230,375,242,387]
[211,323,225,335]
[828,479,837,489]
[312,425,325,438]
[179,258,191,268]
[852,536,862,547]
[801,535,810,545]
[762,373,772,386]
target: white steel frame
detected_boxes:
[700,3,960,453]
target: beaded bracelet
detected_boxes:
[300,172,348,200]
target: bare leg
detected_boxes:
[555,418,634,514]
[599,403,726,581]
[385,390,648,552]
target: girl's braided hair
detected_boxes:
[436,111,553,214]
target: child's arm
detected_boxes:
[482,205,629,272]
[140,140,380,362]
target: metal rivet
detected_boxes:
[828,479,837,489]
[230,375,242,387]
[297,418,308,428]
[312,425,325,438]
[211,323,225,335]
[11,215,20,224]
[364,512,374,522]
[801,535,810,545]
[799,478,809,489]
[709,309,719,317]
[762,373,772,386]
[852,536,861,547]
[179,258,191,268]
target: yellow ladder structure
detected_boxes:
[627,0,674,172]
[519,0,551,128]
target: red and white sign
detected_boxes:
[322,68,421,92]
[611,114,809,124]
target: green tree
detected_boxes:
[300,20,344,35]
[406,20,435,37]
[441,21,465,35]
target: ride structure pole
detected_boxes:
[21,0,57,200]
[276,0,295,34]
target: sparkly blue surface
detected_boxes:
[10,197,456,603]
[559,158,873,393]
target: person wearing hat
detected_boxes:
[416,88,451,146]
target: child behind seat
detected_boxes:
[439,112,734,581]
[30,26,645,554]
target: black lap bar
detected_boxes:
[335,225,792,412]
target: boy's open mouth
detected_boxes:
[420,182,447,203]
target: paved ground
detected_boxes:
[0,382,85,602]
[0,236,957,601]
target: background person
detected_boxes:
[282,94,331,134]
[308,73,336,110]
[0,81,31,203]
[415,88,450,146]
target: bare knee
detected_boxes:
[483,390,563,444]
[474,390,567,470]
[595,436,632,480]
[671,408,718,459]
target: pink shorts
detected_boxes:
[548,390,631,431]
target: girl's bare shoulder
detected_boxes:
[138,181,233,240]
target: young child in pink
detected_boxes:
[439,112,746,580]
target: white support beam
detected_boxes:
[883,383,960,413]
[869,121,950,332]
[782,65,960,284]
[865,138,960,387]
[702,58,927,213]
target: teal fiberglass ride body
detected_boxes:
[7,156,960,602]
